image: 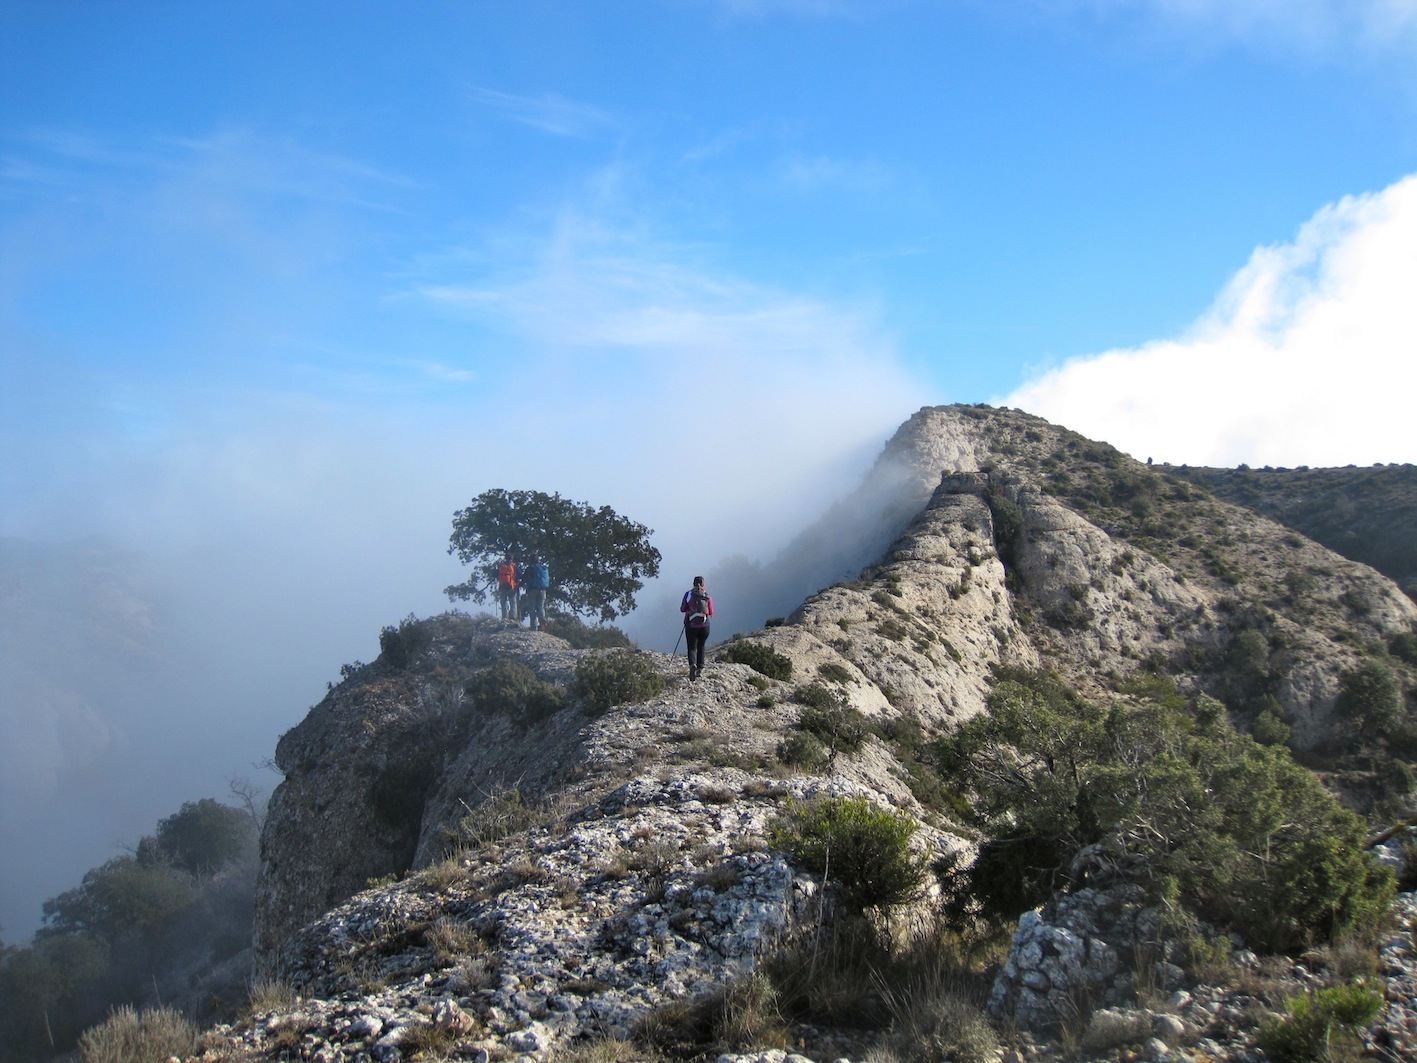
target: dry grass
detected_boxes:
[426,916,486,966]
[416,854,474,892]
[557,1035,664,1063]
[245,976,297,1016]
[398,1020,469,1060]
[77,1006,198,1063]
[639,973,792,1057]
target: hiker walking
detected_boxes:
[680,576,713,680]
[524,556,550,631]
[497,553,519,621]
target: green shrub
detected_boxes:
[573,650,665,713]
[465,658,566,724]
[771,795,928,913]
[818,662,854,685]
[1179,933,1233,984]
[1390,631,1417,667]
[877,618,910,642]
[78,1005,196,1063]
[543,614,634,649]
[792,682,840,710]
[719,641,793,681]
[1335,659,1404,744]
[1256,981,1382,1063]
[1253,703,1293,746]
[378,614,434,669]
[936,669,1395,948]
[777,732,828,771]
[983,488,1024,570]
[797,701,867,755]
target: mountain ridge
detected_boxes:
[225,404,1417,1062]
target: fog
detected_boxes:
[0,357,929,943]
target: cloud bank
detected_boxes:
[1004,172,1417,467]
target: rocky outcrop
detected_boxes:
[988,847,1168,1031]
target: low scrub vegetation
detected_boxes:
[543,614,634,649]
[1256,980,1382,1063]
[719,640,794,681]
[445,788,546,853]
[464,658,566,724]
[378,613,434,669]
[573,650,665,713]
[77,1005,197,1063]
[797,699,868,755]
[935,668,1395,952]
[776,731,828,771]
[770,794,929,914]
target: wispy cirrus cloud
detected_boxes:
[775,152,896,194]
[1003,172,1417,467]
[468,87,618,138]
[0,126,414,214]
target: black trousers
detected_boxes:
[685,624,708,670]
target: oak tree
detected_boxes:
[445,489,661,623]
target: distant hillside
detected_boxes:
[1169,463,1417,600]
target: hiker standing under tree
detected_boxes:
[524,556,550,631]
[497,553,519,621]
[680,576,713,680]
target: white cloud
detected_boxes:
[1003,172,1417,467]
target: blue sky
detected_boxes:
[3,0,1417,939]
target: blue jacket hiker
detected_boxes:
[680,576,713,680]
[524,558,550,631]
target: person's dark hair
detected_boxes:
[693,576,705,587]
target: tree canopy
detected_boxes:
[138,798,258,876]
[445,489,661,623]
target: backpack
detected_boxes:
[528,563,549,589]
[686,589,710,629]
[497,561,517,588]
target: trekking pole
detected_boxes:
[673,626,684,655]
